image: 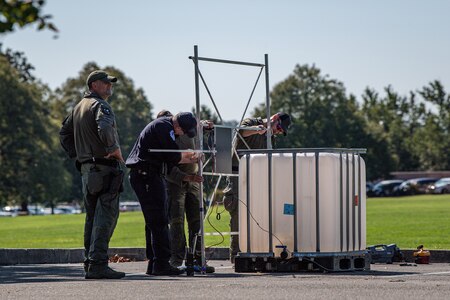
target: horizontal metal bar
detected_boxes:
[203,172,238,177]
[204,231,239,236]
[237,252,275,258]
[214,124,265,131]
[189,56,265,67]
[148,149,216,153]
[292,250,368,257]
[237,148,367,154]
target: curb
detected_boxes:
[0,247,230,265]
[1,248,449,265]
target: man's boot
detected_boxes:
[85,264,125,279]
[152,263,184,276]
[145,260,153,275]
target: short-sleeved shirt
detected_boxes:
[125,116,181,170]
[232,117,275,167]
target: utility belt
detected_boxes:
[132,163,167,176]
[81,157,119,168]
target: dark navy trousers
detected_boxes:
[129,169,171,268]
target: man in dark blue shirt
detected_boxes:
[126,112,199,276]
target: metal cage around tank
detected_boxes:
[234,148,370,272]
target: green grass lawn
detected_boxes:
[366,194,450,249]
[0,195,449,249]
[0,206,231,249]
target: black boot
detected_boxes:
[145,260,153,275]
[85,264,125,279]
[152,263,184,276]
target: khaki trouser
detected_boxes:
[81,163,121,266]
[223,175,240,258]
[167,181,201,267]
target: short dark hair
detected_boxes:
[157,110,173,118]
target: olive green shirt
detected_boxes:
[71,92,120,162]
[166,134,198,187]
[232,117,275,167]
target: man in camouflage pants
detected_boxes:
[157,110,215,273]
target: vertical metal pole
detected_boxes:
[346,152,350,252]
[358,153,362,250]
[193,45,206,274]
[339,152,343,252]
[264,54,272,150]
[315,151,320,252]
[268,153,273,254]
[293,152,298,252]
[246,154,251,253]
[352,153,356,251]
[194,45,200,132]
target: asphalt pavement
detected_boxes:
[1,260,450,299]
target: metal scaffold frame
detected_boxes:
[189,45,369,274]
[189,45,273,275]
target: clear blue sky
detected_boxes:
[2,0,450,121]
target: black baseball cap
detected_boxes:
[277,112,291,136]
[86,70,117,87]
[176,112,197,138]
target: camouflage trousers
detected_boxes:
[167,181,201,267]
[223,175,240,259]
[81,163,121,266]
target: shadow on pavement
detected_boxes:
[0,264,420,284]
[0,265,85,284]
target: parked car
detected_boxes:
[0,206,20,217]
[367,180,404,197]
[119,201,141,212]
[393,178,438,196]
[0,208,18,217]
[426,177,450,194]
[54,205,82,214]
[28,204,46,215]
[366,182,374,196]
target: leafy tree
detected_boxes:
[192,104,219,124]
[252,64,391,180]
[0,43,35,82]
[51,62,153,202]
[0,0,57,35]
[361,87,422,174]
[415,81,450,170]
[0,55,68,210]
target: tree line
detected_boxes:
[256,64,450,180]
[1,54,449,210]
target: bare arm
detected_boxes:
[240,125,267,137]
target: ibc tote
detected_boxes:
[238,151,366,257]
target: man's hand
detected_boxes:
[183,174,203,183]
[256,125,267,135]
[180,151,198,164]
[105,148,125,163]
[201,120,214,130]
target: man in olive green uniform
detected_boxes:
[61,70,125,279]
[166,133,202,265]
[156,110,214,273]
[223,112,291,262]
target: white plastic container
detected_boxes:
[238,152,366,255]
